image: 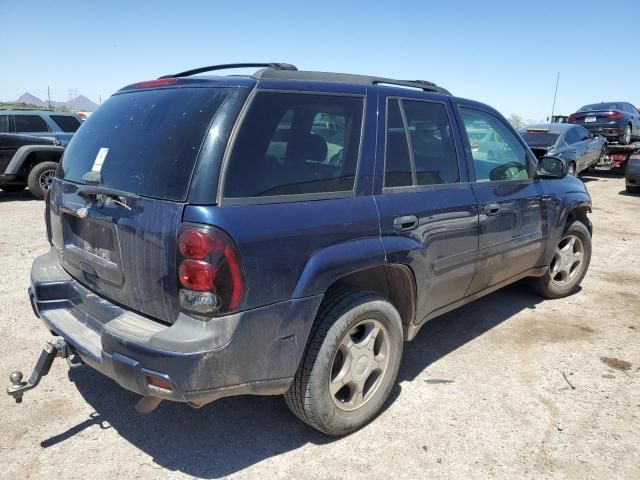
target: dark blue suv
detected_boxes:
[10,63,593,435]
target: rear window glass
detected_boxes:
[224,92,363,199]
[14,115,48,132]
[578,103,622,112]
[59,87,230,201]
[0,115,9,132]
[50,115,81,132]
[520,132,560,147]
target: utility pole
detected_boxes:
[47,86,51,109]
[549,72,560,123]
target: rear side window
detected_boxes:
[224,92,363,199]
[384,98,459,188]
[403,100,459,185]
[50,115,81,132]
[384,99,412,187]
[59,87,231,201]
[564,128,581,145]
[0,115,9,132]
[14,115,48,133]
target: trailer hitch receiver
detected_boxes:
[7,339,73,403]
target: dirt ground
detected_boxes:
[0,172,638,480]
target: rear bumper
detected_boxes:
[30,249,322,404]
[583,125,624,138]
[626,172,640,186]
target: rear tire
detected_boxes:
[27,161,58,200]
[619,124,632,145]
[284,290,404,436]
[0,184,26,193]
[529,220,591,299]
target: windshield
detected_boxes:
[520,132,560,148]
[578,103,622,112]
[59,87,231,201]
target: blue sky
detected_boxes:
[2,0,638,120]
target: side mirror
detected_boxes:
[536,156,566,178]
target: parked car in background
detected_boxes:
[625,152,640,194]
[0,133,64,198]
[521,124,607,176]
[568,102,640,145]
[9,63,593,436]
[0,110,82,146]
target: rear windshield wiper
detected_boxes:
[76,185,140,200]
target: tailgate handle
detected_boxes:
[394,215,418,231]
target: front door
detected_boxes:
[375,95,478,321]
[456,105,547,294]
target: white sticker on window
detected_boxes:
[91,147,109,172]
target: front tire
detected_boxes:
[529,220,591,299]
[627,185,640,194]
[27,161,58,200]
[567,162,576,176]
[284,290,404,436]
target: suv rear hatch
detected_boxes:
[48,84,244,324]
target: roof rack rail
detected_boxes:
[158,63,297,79]
[253,69,451,95]
[0,107,55,111]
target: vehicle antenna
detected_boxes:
[549,72,560,123]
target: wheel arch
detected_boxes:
[5,145,65,178]
[292,237,418,339]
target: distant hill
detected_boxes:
[14,92,99,112]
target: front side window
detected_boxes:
[576,126,590,141]
[224,93,363,199]
[460,108,530,182]
[14,115,48,133]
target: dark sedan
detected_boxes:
[521,124,607,176]
[568,102,640,145]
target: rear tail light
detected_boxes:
[610,154,627,162]
[609,112,623,119]
[44,188,52,245]
[177,225,245,319]
[568,114,577,122]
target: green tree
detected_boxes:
[507,114,524,130]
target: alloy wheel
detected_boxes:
[329,319,390,411]
[549,234,584,286]
[624,126,631,145]
[39,169,56,191]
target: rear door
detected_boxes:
[575,125,600,168]
[455,104,546,293]
[49,86,240,324]
[375,93,478,321]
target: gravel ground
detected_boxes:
[0,173,638,480]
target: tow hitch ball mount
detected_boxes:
[7,339,82,403]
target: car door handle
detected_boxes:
[393,215,418,231]
[484,203,501,216]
